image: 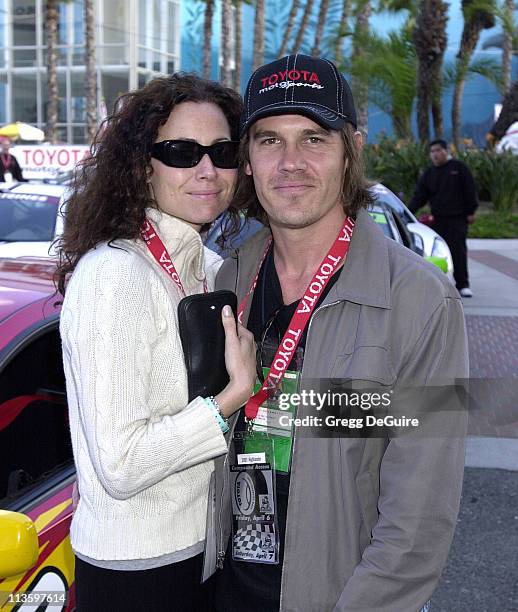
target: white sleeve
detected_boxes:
[61,248,228,500]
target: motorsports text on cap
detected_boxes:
[259,70,324,94]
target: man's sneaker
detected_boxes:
[459,287,473,298]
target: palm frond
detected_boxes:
[462,0,497,20]
[466,56,504,89]
[348,24,417,136]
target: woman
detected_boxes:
[56,74,256,611]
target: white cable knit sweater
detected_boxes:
[60,208,228,561]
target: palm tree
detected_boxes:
[234,0,243,90]
[221,0,233,86]
[335,0,351,64]
[203,0,215,79]
[292,0,314,53]
[350,24,417,139]
[84,0,97,144]
[351,0,372,135]
[45,0,59,144]
[46,0,76,143]
[502,0,514,93]
[253,0,265,70]
[312,0,331,55]
[413,0,448,142]
[430,60,445,137]
[480,3,517,92]
[451,0,496,149]
[279,0,301,57]
[490,77,518,140]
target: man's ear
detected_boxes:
[353,130,364,149]
[245,161,252,176]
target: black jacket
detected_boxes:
[408,159,478,217]
[0,154,26,182]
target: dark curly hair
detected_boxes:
[232,123,374,225]
[55,73,243,296]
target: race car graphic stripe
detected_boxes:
[32,499,71,532]
[26,484,73,523]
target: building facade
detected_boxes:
[0,0,181,143]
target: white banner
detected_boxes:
[10,145,90,180]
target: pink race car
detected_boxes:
[0,257,76,611]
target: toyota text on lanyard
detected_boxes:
[239,216,356,421]
[141,217,208,295]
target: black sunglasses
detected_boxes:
[256,307,304,388]
[256,308,282,384]
[151,140,239,169]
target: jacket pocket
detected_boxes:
[331,346,396,386]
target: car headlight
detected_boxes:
[432,237,449,259]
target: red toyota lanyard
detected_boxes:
[141,217,208,295]
[239,216,356,421]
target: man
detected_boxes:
[409,139,478,298]
[208,55,468,612]
[0,136,26,182]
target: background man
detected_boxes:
[409,139,478,297]
[211,55,468,612]
[0,136,26,182]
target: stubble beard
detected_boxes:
[265,192,320,230]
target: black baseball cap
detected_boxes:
[240,54,357,136]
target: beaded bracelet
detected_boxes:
[204,396,229,434]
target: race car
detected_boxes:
[0,257,75,611]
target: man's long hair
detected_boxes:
[232,123,374,225]
[55,73,243,296]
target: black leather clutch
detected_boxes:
[177,290,238,401]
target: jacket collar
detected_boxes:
[235,208,391,312]
[329,207,391,309]
[144,207,206,292]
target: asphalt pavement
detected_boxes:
[432,468,518,612]
[430,238,518,612]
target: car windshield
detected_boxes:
[368,207,393,238]
[0,192,60,242]
[371,187,416,224]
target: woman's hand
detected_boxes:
[215,305,256,419]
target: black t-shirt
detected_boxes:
[213,247,341,612]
